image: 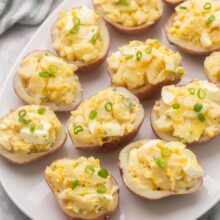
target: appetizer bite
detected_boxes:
[45,157,119,220]
[107,39,186,99]
[204,52,220,86]
[165,0,220,55]
[14,51,83,112]
[0,105,66,164]
[67,87,144,151]
[163,0,185,7]
[151,80,220,144]
[119,139,203,199]
[52,7,110,71]
[93,0,164,34]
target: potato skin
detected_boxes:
[93,1,164,35]
[165,14,220,55]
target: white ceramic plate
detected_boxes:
[0,0,220,219]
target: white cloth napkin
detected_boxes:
[0,0,54,35]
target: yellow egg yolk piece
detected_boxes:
[45,157,118,215]
[68,87,141,145]
[169,0,220,48]
[107,39,186,90]
[128,140,203,192]
[94,0,162,27]
[53,7,103,62]
[154,80,220,143]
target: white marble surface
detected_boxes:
[0,1,220,220]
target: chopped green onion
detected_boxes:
[48,64,58,73]
[19,117,31,125]
[18,109,27,118]
[203,2,212,10]
[198,113,205,122]
[90,33,99,45]
[30,124,36,133]
[125,55,134,60]
[194,103,203,112]
[188,88,195,95]
[136,50,142,61]
[85,165,95,175]
[39,72,55,78]
[89,110,97,120]
[105,102,113,112]
[96,184,107,194]
[71,179,80,189]
[119,0,129,6]
[45,52,48,56]
[69,25,79,34]
[98,169,109,178]
[74,125,84,134]
[73,17,81,26]
[206,15,215,25]
[172,103,180,109]
[197,88,206,99]
[125,98,135,113]
[161,148,172,158]
[165,114,171,119]
[179,6,187,10]
[145,47,152,54]
[38,107,46,115]
[155,158,167,168]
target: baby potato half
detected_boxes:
[119,139,203,199]
[0,105,66,164]
[67,87,144,151]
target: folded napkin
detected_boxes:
[0,0,54,35]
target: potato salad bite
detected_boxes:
[151,80,220,144]
[107,39,186,99]
[0,105,66,164]
[165,0,220,54]
[119,140,203,199]
[93,0,163,34]
[52,7,110,71]
[67,87,144,151]
[163,0,185,7]
[45,157,119,220]
[14,51,82,112]
[204,52,220,86]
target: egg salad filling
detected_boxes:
[107,39,185,90]
[94,0,161,27]
[154,80,220,143]
[169,0,220,48]
[0,106,61,153]
[128,140,203,192]
[204,52,220,82]
[18,52,81,105]
[53,7,103,62]
[45,157,118,215]
[68,88,141,145]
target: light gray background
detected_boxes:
[0,0,219,219]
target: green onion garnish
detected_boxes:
[206,15,215,25]
[198,113,205,122]
[48,64,58,73]
[197,88,206,99]
[74,125,84,135]
[45,52,48,56]
[73,17,81,26]
[188,88,195,95]
[155,158,167,168]
[38,107,46,115]
[136,50,142,61]
[96,184,107,194]
[39,72,55,78]
[18,109,31,125]
[85,165,95,175]
[71,179,80,189]
[145,47,152,54]
[161,148,172,158]
[69,25,79,34]
[105,102,113,112]
[98,169,109,178]
[125,98,135,113]
[119,0,129,6]
[18,109,27,118]
[203,2,212,10]
[90,33,99,45]
[179,6,187,10]
[30,124,36,133]
[194,103,203,112]
[125,55,134,60]
[172,103,180,109]
[89,110,97,120]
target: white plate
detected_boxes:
[0,0,220,219]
